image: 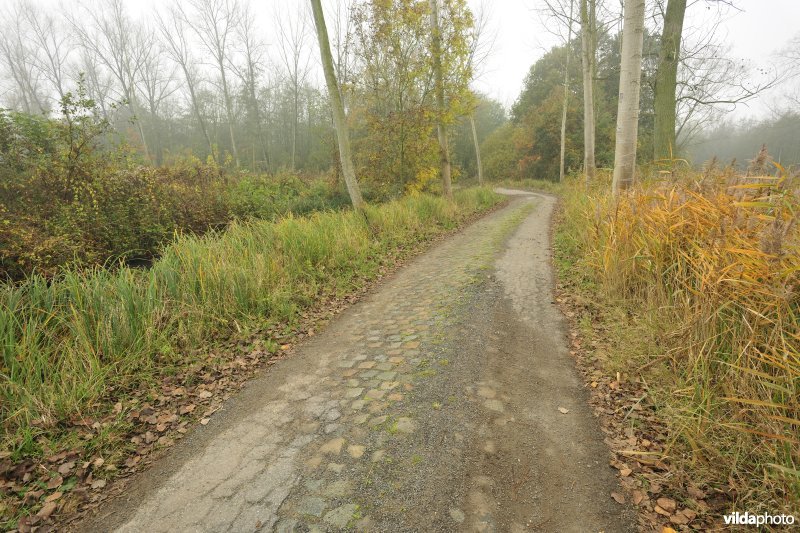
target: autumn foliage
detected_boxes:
[564,157,800,510]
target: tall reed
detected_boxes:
[561,168,799,509]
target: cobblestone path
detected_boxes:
[89,192,633,532]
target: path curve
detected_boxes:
[81,191,634,532]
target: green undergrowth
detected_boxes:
[492,178,564,195]
[0,187,502,458]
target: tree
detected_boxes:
[541,0,580,182]
[21,3,71,106]
[156,4,216,161]
[137,27,177,166]
[453,94,504,179]
[234,1,269,170]
[469,113,484,184]
[276,4,311,172]
[510,40,586,181]
[612,0,646,192]
[310,0,364,209]
[429,0,453,199]
[464,3,493,185]
[579,0,597,183]
[182,0,241,167]
[653,2,781,159]
[653,0,687,161]
[76,47,114,121]
[0,2,48,114]
[559,0,575,182]
[351,0,435,192]
[327,0,358,107]
[71,0,153,163]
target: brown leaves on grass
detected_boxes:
[2,205,498,531]
[3,249,398,530]
[1,338,276,530]
[554,279,725,532]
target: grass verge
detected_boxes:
[491,178,564,195]
[0,187,503,529]
[554,170,799,527]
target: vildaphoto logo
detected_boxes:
[723,511,796,527]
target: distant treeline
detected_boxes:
[688,111,800,169]
[0,0,494,195]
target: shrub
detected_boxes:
[0,99,347,279]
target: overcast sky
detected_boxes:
[23,0,800,117]
[469,0,800,115]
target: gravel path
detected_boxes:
[83,191,634,532]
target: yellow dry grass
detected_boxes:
[563,165,799,511]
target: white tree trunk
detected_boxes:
[559,0,575,183]
[612,0,646,193]
[429,0,453,200]
[310,0,364,209]
[579,0,596,185]
[470,114,484,185]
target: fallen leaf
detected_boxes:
[656,497,677,513]
[611,491,626,504]
[91,479,107,490]
[670,513,689,526]
[558,407,570,414]
[157,413,178,424]
[620,468,632,477]
[179,404,196,415]
[654,505,671,517]
[44,491,62,503]
[661,528,677,533]
[632,490,645,505]
[46,475,63,490]
[57,461,75,475]
[197,390,213,399]
[36,501,57,519]
[23,489,44,505]
[200,418,210,425]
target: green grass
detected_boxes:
[0,187,502,458]
[492,178,565,194]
